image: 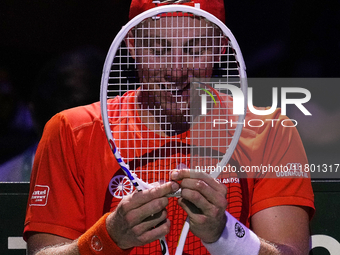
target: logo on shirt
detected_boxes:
[30,185,50,206]
[109,175,133,199]
[216,178,240,184]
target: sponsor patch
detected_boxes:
[30,185,50,206]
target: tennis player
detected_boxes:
[24,0,314,254]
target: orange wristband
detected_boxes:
[77,213,133,254]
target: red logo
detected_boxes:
[30,185,50,206]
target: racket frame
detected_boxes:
[100,5,248,255]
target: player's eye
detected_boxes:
[184,38,209,56]
[150,48,171,56]
[184,46,206,56]
[146,38,170,56]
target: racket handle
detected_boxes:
[175,217,190,255]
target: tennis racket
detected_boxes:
[100,4,247,255]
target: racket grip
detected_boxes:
[175,217,190,255]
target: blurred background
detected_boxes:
[0,0,339,179]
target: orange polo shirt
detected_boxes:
[24,91,314,254]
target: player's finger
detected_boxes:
[180,187,215,216]
[124,181,179,211]
[134,218,171,246]
[131,209,169,237]
[125,196,169,227]
[172,169,221,191]
[180,177,227,207]
[172,169,227,202]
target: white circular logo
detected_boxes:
[109,175,133,199]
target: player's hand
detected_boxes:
[106,181,180,249]
[171,169,228,243]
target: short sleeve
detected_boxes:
[24,113,85,241]
[250,114,315,218]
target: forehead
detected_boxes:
[135,16,216,37]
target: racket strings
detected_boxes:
[108,100,236,186]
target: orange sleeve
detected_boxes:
[246,111,315,218]
[24,113,85,241]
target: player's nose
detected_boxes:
[164,50,189,81]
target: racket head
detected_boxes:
[100,5,247,254]
[101,4,247,180]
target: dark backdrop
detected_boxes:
[1,0,339,102]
